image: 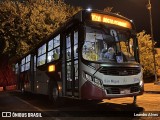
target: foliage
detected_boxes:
[0,0,80,57]
[104,7,113,12]
[137,31,160,76]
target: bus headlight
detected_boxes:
[94,78,102,86]
[83,72,102,86]
[139,70,144,87]
[139,79,144,87]
[84,73,92,81]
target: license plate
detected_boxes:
[120,89,130,94]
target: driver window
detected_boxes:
[129,38,134,56]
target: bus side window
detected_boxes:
[47,34,60,63]
[74,31,78,58]
[66,34,71,60]
[37,44,46,66]
[15,63,19,74]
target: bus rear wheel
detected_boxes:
[133,96,137,104]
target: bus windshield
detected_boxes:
[82,25,136,63]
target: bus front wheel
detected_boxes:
[133,96,137,104]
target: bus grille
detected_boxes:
[99,67,141,76]
[104,83,140,94]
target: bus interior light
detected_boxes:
[48,65,55,72]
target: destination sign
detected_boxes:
[91,13,132,29]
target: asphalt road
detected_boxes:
[0,91,160,120]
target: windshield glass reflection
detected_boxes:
[82,25,135,63]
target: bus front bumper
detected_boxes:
[81,81,144,100]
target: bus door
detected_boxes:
[65,30,79,97]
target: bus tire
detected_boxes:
[133,96,137,104]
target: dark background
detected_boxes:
[65,0,160,47]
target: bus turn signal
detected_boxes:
[48,65,55,72]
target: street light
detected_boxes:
[146,0,158,83]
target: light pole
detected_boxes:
[147,0,158,83]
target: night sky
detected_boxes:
[65,0,160,47]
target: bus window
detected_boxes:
[66,34,71,60]
[82,28,104,61]
[15,63,19,74]
[21,58,25,72]
[48,39,53,51]
[47,34,60,63]
[37,44,46,66]
[21,58,25,64]
[118,31,135,61]
[37,54,46,66]
[82,26,136,62]
[21,65,25,72]
[53,49,60,60]
[48,51,54,62]
[25,54,31,71]
[25,63,30,71]
[38,44,46,56]
[54,35,60,48]
[74,31,78,59]
[74,60,78,89]
[34,55,36,71]
[66,61,72,91]
[47,49,60,62]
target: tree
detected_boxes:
[137,31,160,77]
[104,7,113,12]
[0,0,81,87]
[0,0,80,57]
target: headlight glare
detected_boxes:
[139,79,143,87]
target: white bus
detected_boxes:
[15,9,144,104]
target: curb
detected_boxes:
[144,91,160,94]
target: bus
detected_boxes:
[14,9,144,104]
